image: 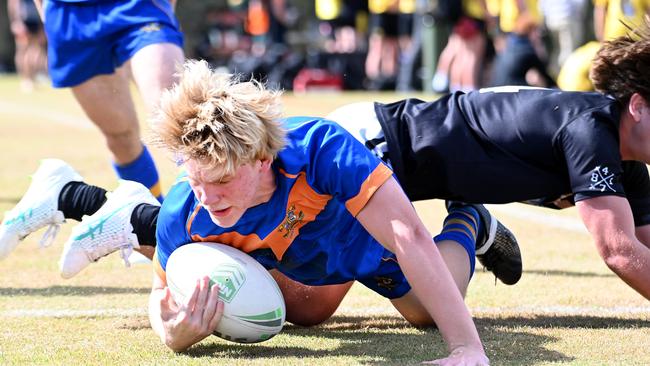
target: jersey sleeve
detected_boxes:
[299,120,394,217]
[153,178,194,282]
[621,161,650,227]
[557,111,626,202]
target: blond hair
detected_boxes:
[591,17,650,104]
[151,59,286,175]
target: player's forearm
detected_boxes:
[148,288,172,346]
[395,233,484,352]
[598,238,650,300]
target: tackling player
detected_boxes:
[326,19,650,301]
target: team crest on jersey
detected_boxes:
[140,22,162,33]
[278,204,304,239]
[589,165,616,192]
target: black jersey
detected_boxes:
[375,87,650,225]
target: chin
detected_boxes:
[208,214,238,228]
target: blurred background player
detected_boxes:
[7,0,46,92]
[33,0,185,202]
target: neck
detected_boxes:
[253,165,277,206]
[619,108,636,160]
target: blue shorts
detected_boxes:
[357,251,411,299]
[44,0,184,87]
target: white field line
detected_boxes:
[0,100,93,129]
[2,306,649,318]
[485,204,587,234]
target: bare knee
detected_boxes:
[286,300,339,327]
[270,270,351,327]
[103,128,143,163]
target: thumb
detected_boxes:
[160,287,179,313]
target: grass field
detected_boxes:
[0,75,648,365]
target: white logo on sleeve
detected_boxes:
[589,166,616,192]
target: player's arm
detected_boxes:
[635,225,650,250]
[576,195,650,300]
[148,272,224,352]
[356,177,488,364]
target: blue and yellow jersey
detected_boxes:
[154,117,394,287]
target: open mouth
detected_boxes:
[210,207,232,217]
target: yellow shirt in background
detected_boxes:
[368,0,399,14]
[463,0,486,20]
[315,0,341,20]
[399,0,416,14]
[594,0,650,39]
[497,0,541,32]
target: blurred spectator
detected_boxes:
[557,0,650,91]
[556,40,601,91]
[315,0,368,53]
[538,0,587,75]
[365,0,400,90]
[7,0,47,92]
[432,0,491,93]
[594,0,650,42]
[196,4,250,65]
[490,13,555,87]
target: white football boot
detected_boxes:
[59,180,160,279]
[0,159,83,259]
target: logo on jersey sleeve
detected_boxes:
[589,165,616,192]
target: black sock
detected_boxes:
[58,182,107,221]
[130,203,159,247]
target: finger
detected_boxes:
[208,289,225,332]
[162,287,180,312]
[184,278,202,313]
[202,283,221,328]
[195,276,211,314]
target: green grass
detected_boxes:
[0,75,648,365]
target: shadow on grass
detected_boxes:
[183,314,573,365]
[0,286,149,296]
[478,314,650,329]
[523,269,616,278]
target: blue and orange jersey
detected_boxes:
[154,117,394,286]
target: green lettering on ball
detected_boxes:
[209,263,246,303]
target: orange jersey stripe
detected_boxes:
[345,164,393,217]
[185,170,331,260]
[265,172,331,259]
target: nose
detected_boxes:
[195,184,223,208]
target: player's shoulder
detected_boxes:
[159,174,196,225]
[281,116,348,152]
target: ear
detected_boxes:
[259,158,273,172]
[628,93,648,122]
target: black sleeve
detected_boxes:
[621,161,650,227]
[557,111,626,202]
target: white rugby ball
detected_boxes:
[166,242,285,343]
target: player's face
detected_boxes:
[185,158,273,228]
[626,93,650,161]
